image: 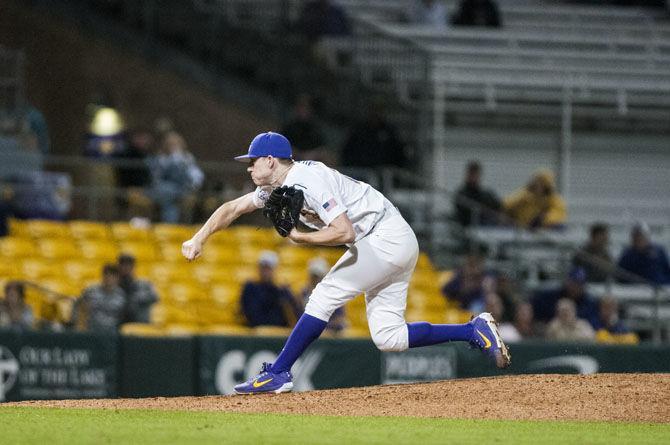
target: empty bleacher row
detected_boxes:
[0,219,468,337]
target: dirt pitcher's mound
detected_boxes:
[8,373,670,422]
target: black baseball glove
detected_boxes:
[263,186,305,237]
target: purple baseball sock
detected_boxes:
[271,313,327,373]
[407,321,473,348]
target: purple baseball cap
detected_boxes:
[234,132,292,162]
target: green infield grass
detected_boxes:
[1,407,668,445]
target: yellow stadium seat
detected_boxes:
[38,238,81,260]
[205,228,239,247]
[0,262,20,280]
[236,245,279,266]
[231,226,275,245]
[157,241,184,262]
[411,269,439,287]
[153,224,194,243]
[26,220,71,239]
[118,241,159,262]
[275,268,307,294]
[149,303,168,325]
[230,266,257,284]
[199,244,240,264]
[163,324,200,336]
[416,252,435,271]
[110,222,153,242]
[210,282,241,305]
[345,296,367,329]
[203,325,252,336]
[148,263,195,284]
[314,247,345,265]
[69,220,112,241]
[159,281,206,304]
[437,270,455,288]
[78,240,120,262]
[278,247,316,267]
[19,258,62,280]
[8,218,29,237]
[159,302,199,325]
[253,325,292,337]
[340,327,370,338]
[195,303,239,326]
[39,279,80,298]
[121,323,166,337]
[133,262,153,280]
[0,237,37,259]
[444,308,473,324]
[22,285,44,319]
[205,283,244,325]
[63,260,104,282]
[193,263,231,286]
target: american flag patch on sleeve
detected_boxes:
[322,198,337,211]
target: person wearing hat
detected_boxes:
[117,253,159,323]
[240,251,301,328]
[503,169,567,230]
[531,266,600,329]
[617,222,670,285]
[182,131,510,395]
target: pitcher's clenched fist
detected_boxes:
[182,238,202,261]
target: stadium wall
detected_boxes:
[1,330,670,401]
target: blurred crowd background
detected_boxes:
[1,0,669,345]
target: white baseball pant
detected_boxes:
[304,211,419,352]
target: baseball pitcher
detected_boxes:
[182,132,510,394]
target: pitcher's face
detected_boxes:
[247,156,274,186]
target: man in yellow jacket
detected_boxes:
[504,169,567,230]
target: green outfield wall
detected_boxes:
[1,330,669,401]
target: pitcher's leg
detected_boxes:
[273,239,396,373]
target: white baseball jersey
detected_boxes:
[252,161,392,243]
[253,160,419,352]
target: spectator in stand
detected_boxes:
[405,0,449,29]
[117,253,159,324]
[241,251,302,328]
[592,296,638,344]
[146,131,204,223]
[116,128,153,189]
[442,253,496,313]
[503,169,567,230]
[453,161,502,227]
[342,99,407,168]
[0,186,13,237]
[115,128,154,219]
[452,0,501,27]
[494,271,520,322]
[71,264,126,333]
[23,103,50,155]
[571,222,615,283]
[498,302,540,343]
[0,281,33,331]
[617,221,670,285]
[301,257,346,333]
[298,0,351,42]
[546,298,595,342]
[531,266,600,328]
[280,94,329,163]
